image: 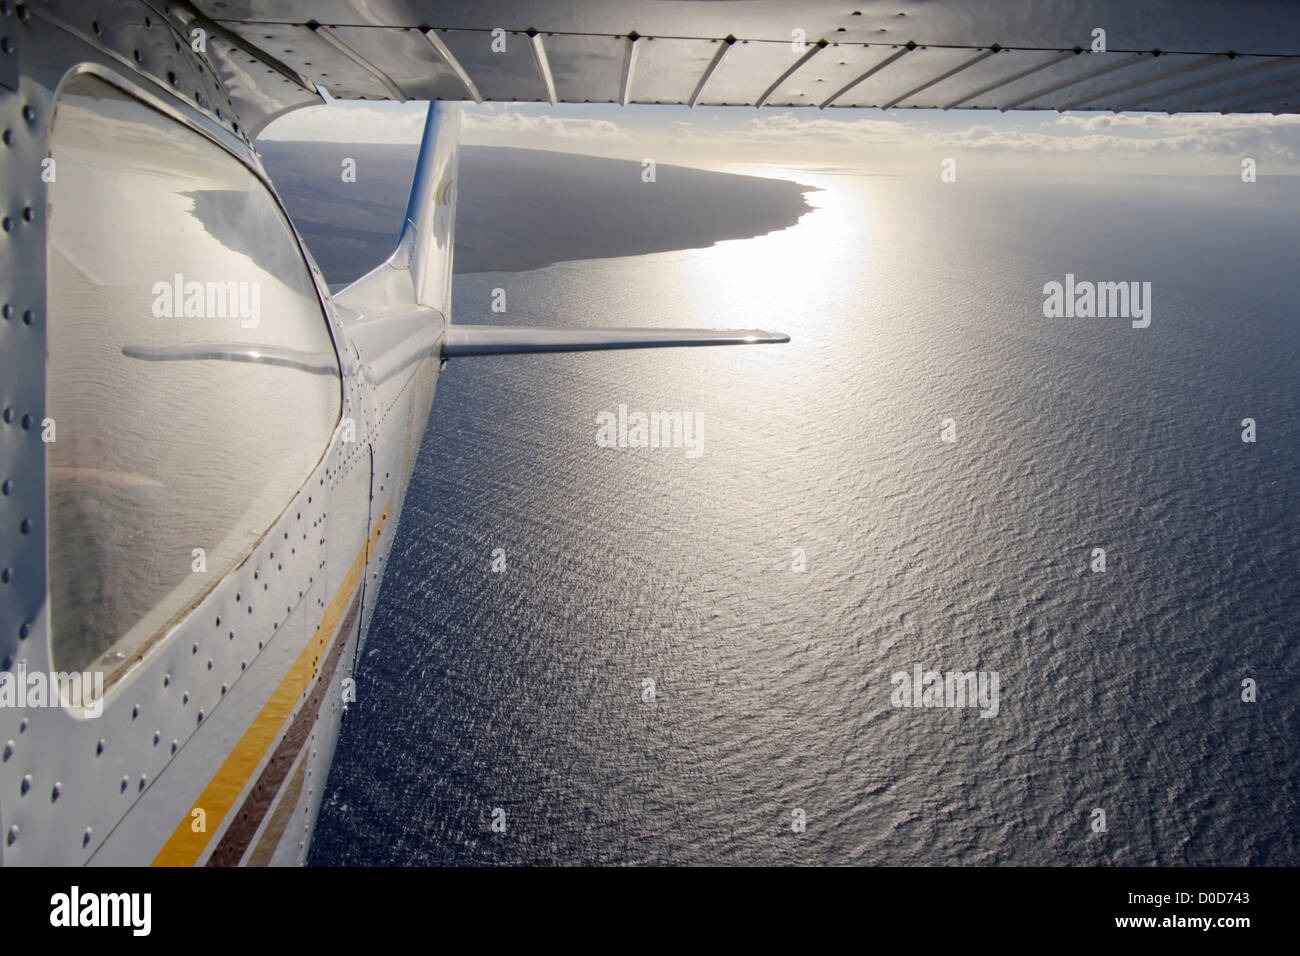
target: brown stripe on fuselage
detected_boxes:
[205,586,362,866]
[247,751,308,867]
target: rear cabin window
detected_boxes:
[45,73,341,683]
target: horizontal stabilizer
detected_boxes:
[442,325,789,357]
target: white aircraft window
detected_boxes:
[45,73,341,684]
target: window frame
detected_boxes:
[44,62,347,697]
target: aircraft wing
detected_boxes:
[179,1,1300,134]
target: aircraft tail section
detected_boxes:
[336,102,460,315]
[336,100,790,353]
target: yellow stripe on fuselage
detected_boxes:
[152,502,390,866]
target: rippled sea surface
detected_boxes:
[309,170,1299,865]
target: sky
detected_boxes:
[259,98,1300,177]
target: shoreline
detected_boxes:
[260,143,819,286]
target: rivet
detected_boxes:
[51,781,61,801]
[83,828,92,847]
[96,738,104,756]
[7,824,17,844]
[19,773,30,795]
[1,740,12,761]
[120,776,128,792]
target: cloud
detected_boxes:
[259,102,428,143]
[259,99,1300,173]
[462,110,626,140]
[942,112,1300,165]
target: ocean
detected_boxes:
[306,166,1299,865]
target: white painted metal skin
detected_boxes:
[0,0,440,865]
[189,0,1300,119]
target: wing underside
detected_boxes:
[177,1,1300,135]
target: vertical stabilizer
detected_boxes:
[335,102,460,316]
